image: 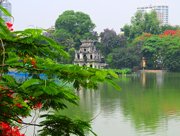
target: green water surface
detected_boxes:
[64,72,180,136]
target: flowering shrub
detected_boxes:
[0,82,43,136]
[0,122,25,136]
[0,8,118,135]
[159,30,180,38]
[163,30,176,36]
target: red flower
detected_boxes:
[0,122,25,136]
[10,28,14,31]
[7,90,14,98]
[31,59,37,68]
[163,30,176,36]
[15,103,23,108]
[33,102,42,109]
[5,22,14,31]
[0,122,10,129]
[6,22,13,27]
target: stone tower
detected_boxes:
[74,40,106,69]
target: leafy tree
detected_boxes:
[99,29,127,57]
[164,47,180,72]
[135,32,180,71]
[143,11,160,34]
[122,24,131,39]
[54,10,96,49]
[162,34,180,71]
[121,11,180,71]
[107,46,141,69]
[122,11,160,41]
[141,35,164,69]
[160,25,180,33]
[51,10,97,64]
[0,6,119,136]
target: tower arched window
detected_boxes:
[90,54,93,59]
[83,54,87,62]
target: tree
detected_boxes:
[122,11,160,41]
[51,10,97,64]
[143,11,160,34]
[164,47,180,71]
[141,35,164,69]
[160,25,180,33]
[54,10,96,49]
[135,31,180,71]
[161,33,180,71]
[107,47,141,69]
[0,7,119,136]
[99,29,127,57]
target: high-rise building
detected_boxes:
[0,0,12,23]
[137,5,168,25]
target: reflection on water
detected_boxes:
[65,72,180,136]
[140,71,165,88]
[156,72,164,87]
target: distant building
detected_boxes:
[0,0,12,23]
[137,5,168,25]
[74,40,107,69]
[43,26,55,37]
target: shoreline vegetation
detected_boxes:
[112,68,169,76]
[48,10,180,73]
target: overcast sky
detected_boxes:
[9,0,180,33]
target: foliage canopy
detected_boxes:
[0,6,119,136]
[54,10,96,49]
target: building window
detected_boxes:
[77,54,80,59]
[90,54,93,59]
[83,54,87,62]
[84,48,86,51]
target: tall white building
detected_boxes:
[0,0,12,22]
[137,5,168,25]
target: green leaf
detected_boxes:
[2,74,17,87]
[20,79,42,90]
[95,70,107,80]
[105,78,121,91]
[0,5,12,17]
[41,35,69,58]
[0,20,11,37]
[107,70,119,78]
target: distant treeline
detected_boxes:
[46,10,180,72]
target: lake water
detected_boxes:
[20,72,180,136]
[64,72,180,136]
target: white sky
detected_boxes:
[9,0,180,33]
